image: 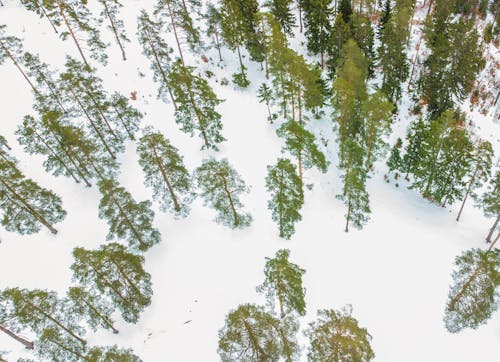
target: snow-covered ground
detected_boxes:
[0,1,499,361]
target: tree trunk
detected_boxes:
[111,103,135,140]
[278,169,285,238]
[166,0,185,66]
[220,174,239,227]
[214,30,223,62]
[486,215,499,243]
[345,199,351,232]
[243,320,268,359]
[298,2,303,33]
[101,0,126,60]
[107,258,145,300]
[150,142,181,212]
[45,334,88,360]
[87,261,130,305]
[456,165,479,221]
[144,28,178,110]
[57,1,90,67]
[38,72,67,113]
[0,175,58,234]
[0,323,34,349]
[80,297,118,334]
[0,41,39,94]
[186,89,210,148]
[236,45,245,74]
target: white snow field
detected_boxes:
[0,0,499,361]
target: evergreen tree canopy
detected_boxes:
[194,158,252,229]
[97,0,129,61]
[257,249,306,317]
[265,159,304,239]
[305,306,375,361]
[86,345,143,361]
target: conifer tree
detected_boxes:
[36,327,87,362]
[479,171,500,243]
[98,179,161,252]
[257,249,306,317]
[387,138,403,173]
[67,287,119,334]
[258,83,274,121]
[277,119,328,183]
[21,0,60,34]
[218,303,298,362]
[444,243,500,333]
[194,158,252,229]
[71,243,152,323]
[266,0,297,36]
[361,90,394,170]
[0,288,86,346]
[137,10,177,109]
[0,139,66,235]
[265,159,304,239]
[456,141,493,221]
[339,0,353,23]
[205,3,224,62]
[137,128,193,217]
[97,0,129,61]
[0,299,34,350]
[154,0,202,64]
[26,0,108,66]
[86,345,143,361]
[305,306,375,361]
[108,92,142,141]
[302,0,333,67]
[325,13,350,76]
[167,60,225,150]
[0,26,39,94]
[349,12,375,76]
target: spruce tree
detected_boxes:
[0,288,86,346]
[167,60,225,150]
[265,159,304,239]
[456,141,493,221]
[97,0,129,61]
[154,0,202,64]
[98,179,161,252]
[137,10,177,109]
[256,249,306,317]
[67,287,119,334]
[444,244,500,333]
[325,13,350,76]
[349,12,375,76]
[137,128,193,217]
[305,306,375,361]
[266,0,296,36]
[258,82,274,122]
[277,119,328,183]
[302,0,333,67]
[218,303,298,362]
[339,0,353,23]
[0,139,66,235]
[194,158,252,229]
[387,138,403,173]
[71,243,152,324]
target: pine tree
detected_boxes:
[86,345,143,361]
[0,288,86,346]
[167,60,225,150]
[456,141,493,221]
[98,179,161,252]
[444,244,500,333]
[258,82,274,121]
[350,12,375,76]
[479,171,500,243]
[154,0,202,64]
[36,327,87,362]
[277,119,328,183]
[325,13,350,76]
[266,0,297,36]
[302,0,333,67]
[59,57,125,159]
[265,159,304,239]
[305,306,375,361]
[337,138,370,232]
[137,10,177,109]
[361,90,394,170]
[257,249,306,317]
[28,0,108,66]
[71,243,152,324]
[97,0,129,61]
[205,3,224,62]
[21,0,60,34]
[218,303,298,362]
[137,128,193,217]
[67,287,119,334]
[0,139,66,235]
[108,92,142,141]
[194,158,252,229]
[0,298,34,350]
[0,26,39,94]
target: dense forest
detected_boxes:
[0,0,498,361]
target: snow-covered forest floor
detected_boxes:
[0,0,499,361]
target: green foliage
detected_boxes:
[37,327,87,362]
[258,82,275,121]
[266,0,296,36]
[302,0,333,63]
[194,158,252,229]
[387,138,403,172]
[97,0,129,60]
[444,248,500,333]
[137,128,193,217]
[326,13,350,76]
[265,159,304,239]
[109,92,142,141]
[479,171,500,219]
[257,249,306,317]
[98,178,161,252]
[350,13,375,76]
[168,60,225,150]
[86,345,143,361]
[0,139,66,234]
[305,306,375,362]
[232,69,251,88]
[71,243,152,323]
[218,303,299,362]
